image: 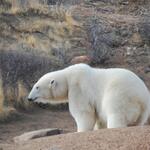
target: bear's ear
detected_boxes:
[49,80,57,88]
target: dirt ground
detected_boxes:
[1,126,150,150]
[0,107,76,144]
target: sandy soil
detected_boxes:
[0,108,76,144]
[1,126,150,150]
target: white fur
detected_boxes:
[28,64,150,132]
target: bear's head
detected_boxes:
[28,71,68,103]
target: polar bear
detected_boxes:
[28,64,150,132]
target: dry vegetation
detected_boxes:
[0,0,150,121]
[0,0,87,119]
[0,1,83,54]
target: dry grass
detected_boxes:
[0,0,83,56]
[26,35,37,48]
[0,0,85,118]
[0,75,17,119]
[1,1,82,53]
[14,81,32,110]
[10,0,44,14]
[18,8,81,54]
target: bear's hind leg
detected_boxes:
[107,113,127,128]
[138,109,149,126]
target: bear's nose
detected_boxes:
[28,98,33,101]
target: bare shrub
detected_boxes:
[87,18,121,65]
[0,50,62,109]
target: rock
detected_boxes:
[13,128,62,143]
[126,47,132,56]
[71,55,91,64]
[129,32,143,46]
[144,67,150,73]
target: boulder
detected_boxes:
[2,126,150,150]
[13,128,62,143]
[71,55,91,64]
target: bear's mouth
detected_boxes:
[32,97,38,101]
[34,97,52,104]
[32,97,49,102]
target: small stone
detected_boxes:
[126,47,133,56]
[129,33,143,46]
[144,67,150,73]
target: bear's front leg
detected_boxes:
[69,102,96,132]
[74,111,96,132]
[68,87,96,132]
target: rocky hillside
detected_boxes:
[0,0,150,118]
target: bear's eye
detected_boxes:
[51,80,54,84]
[36,86,39,90]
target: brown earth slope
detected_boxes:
[1,126,150,150]
[0,107,75,144]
